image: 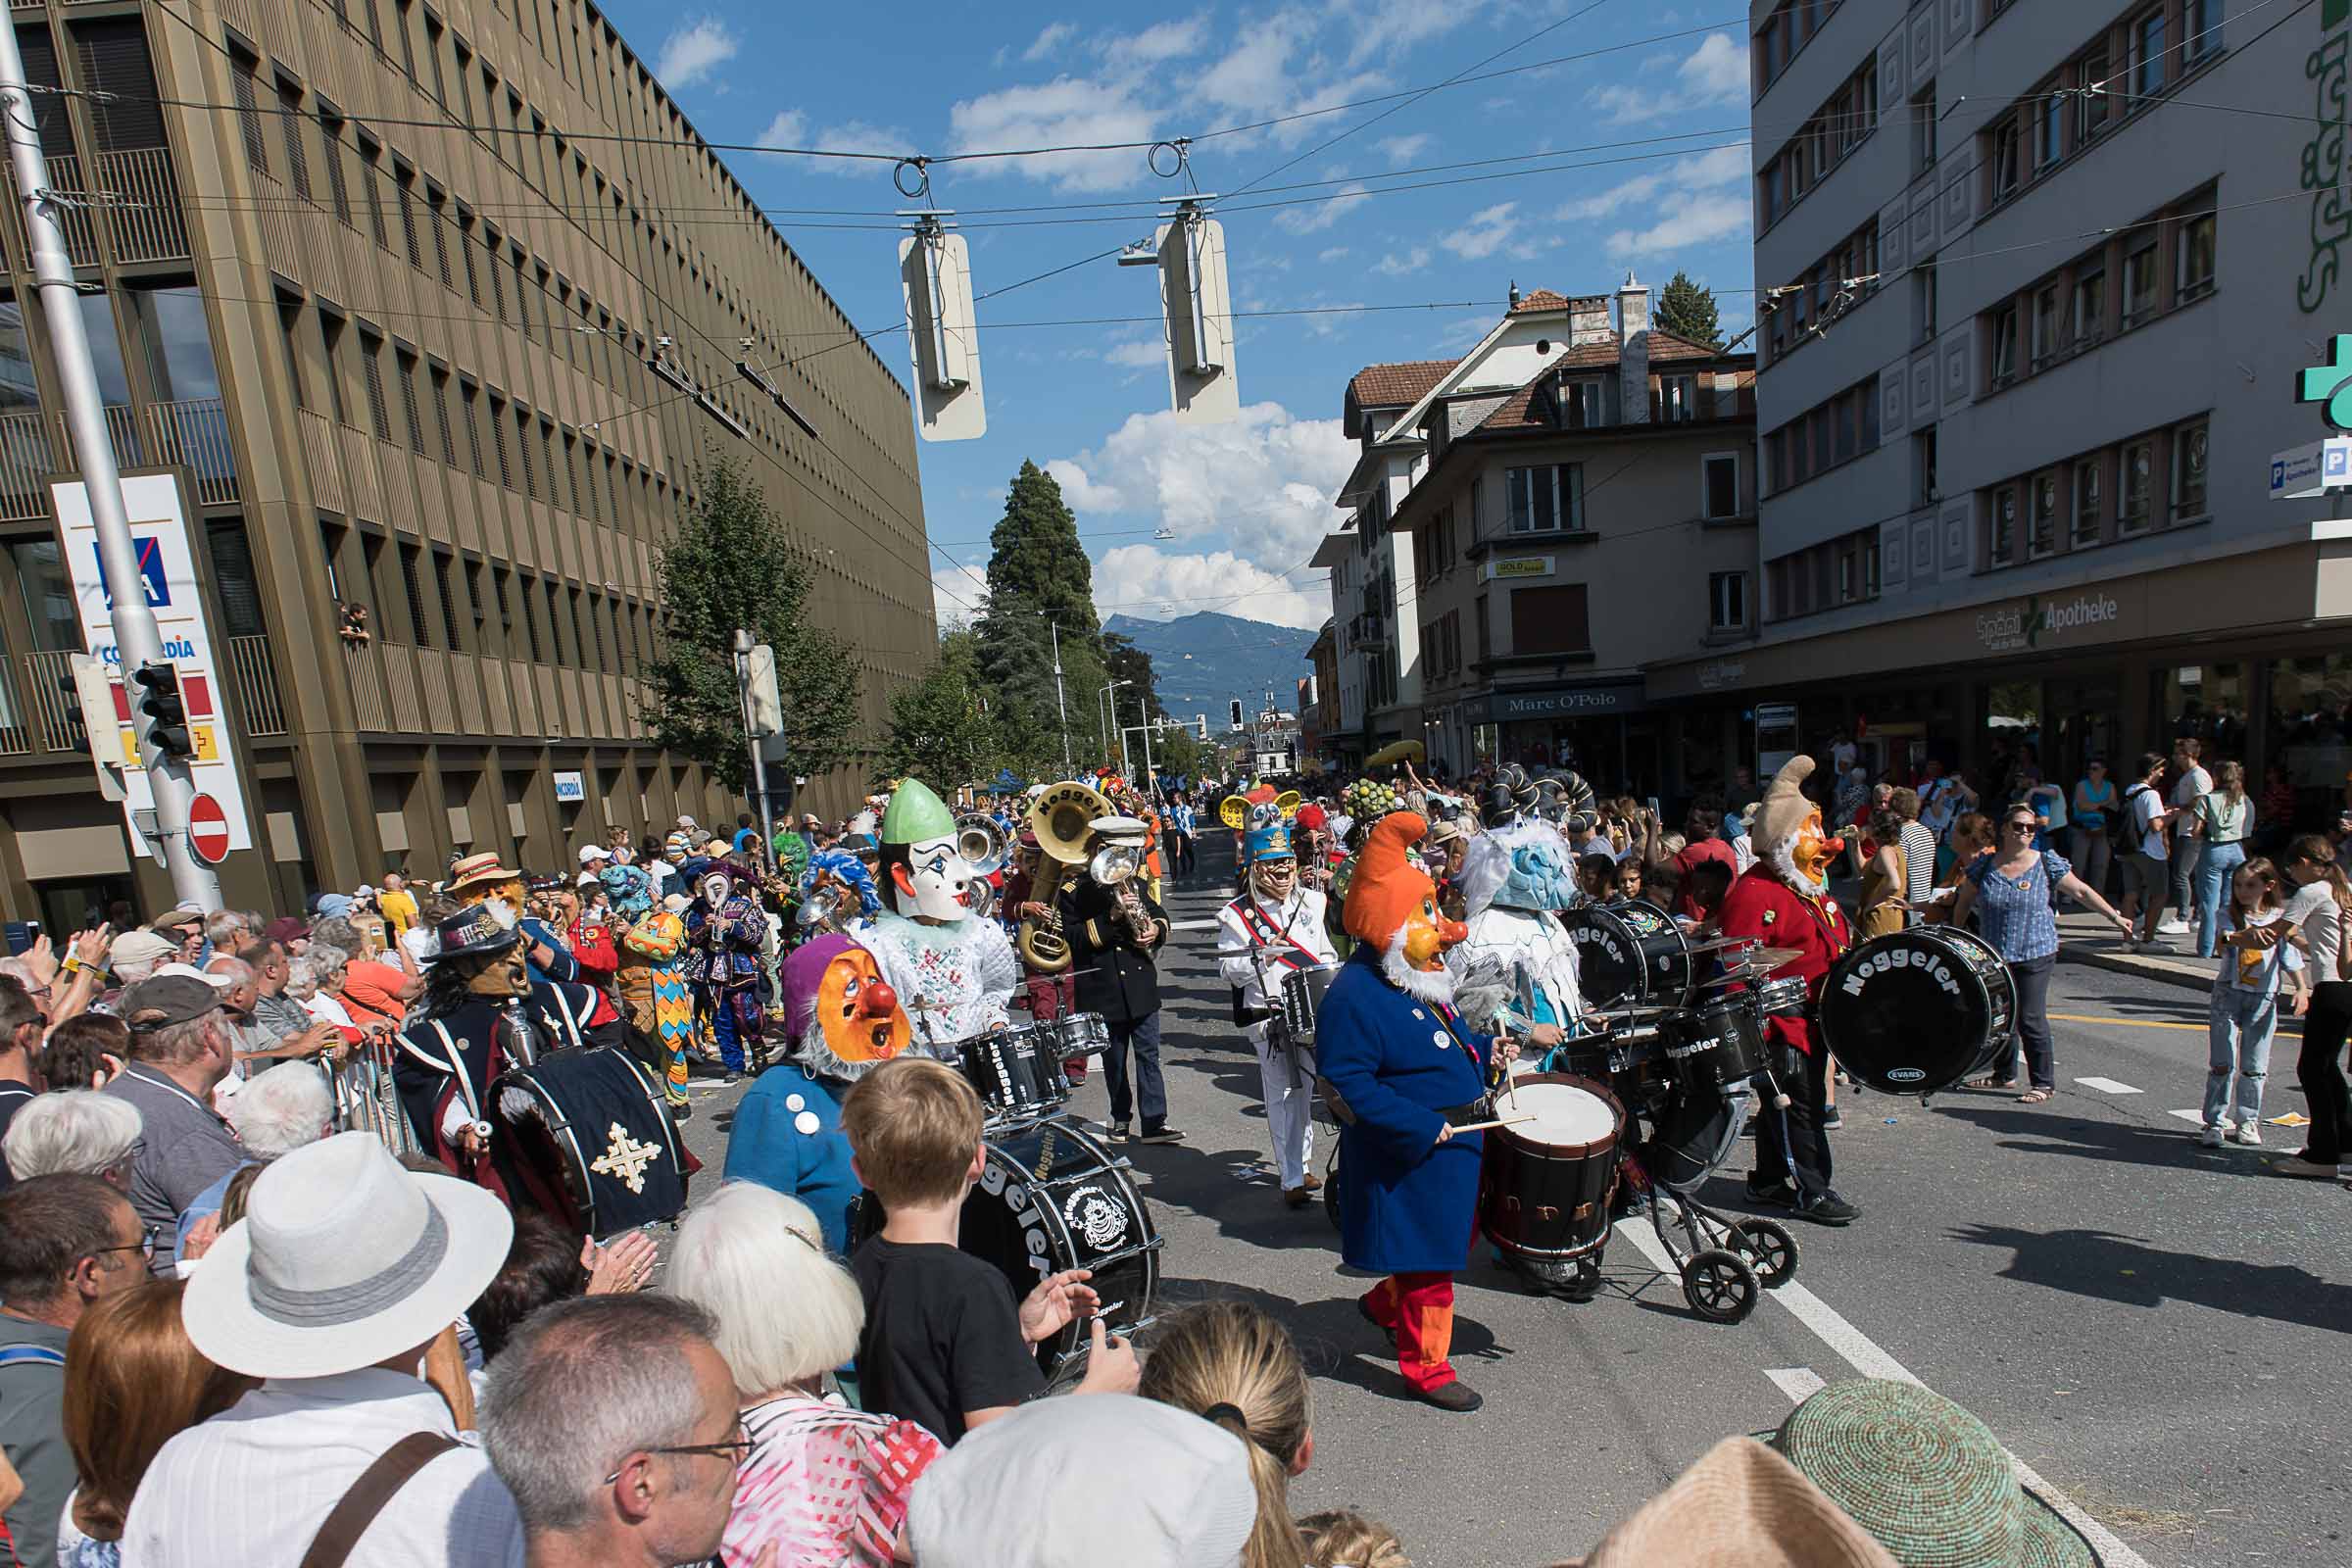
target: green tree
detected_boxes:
[641,457,859,789]
[873,628,1001,790]
[976,461,1112,775]
[1655,270,1724,350]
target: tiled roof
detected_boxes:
[1508,289,1576,314]
[1476,378,1548,433]
[1348,359,1459,409]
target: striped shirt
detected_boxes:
[723,1395,942,1568]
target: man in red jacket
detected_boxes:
[1716,757,1861,1226]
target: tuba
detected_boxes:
[956,812,1008,878]
[1018,781,1109,972]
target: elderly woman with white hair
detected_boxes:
[287,948,358,1034]
[665,1182,943,1568]
[2,1090,140,1183]
[174,1061,335,1258]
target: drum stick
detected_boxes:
[1448,1113,1536,1135]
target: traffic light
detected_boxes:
[1229,699,1244,730]
[131,661,194,760]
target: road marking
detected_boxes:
[1765,1366,1826,1402]
[1172,917,1222,930]
[2052,1011,2303,1040]
[1612,1218,2154,1568]
[2167,1108,2205,1124]
[2074,1076,2142,1095]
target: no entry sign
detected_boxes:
[187,792,230,865]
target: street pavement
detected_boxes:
[673,842,2349,1568]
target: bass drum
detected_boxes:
[1817,925,2017,1096]
[491,1048,691,1239]
[1563,901,1694,1009]
[1480,1074,1624,1262]
[960,1118,1161,1387]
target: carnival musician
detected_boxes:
[1316,812,1563,1411]
[685,859,769,1081]
[391,903,628,1213]
[1715,756,1862,1228]
[1216,817,1336,1207]
[447,852,579,983]
[858,778,1020,1052]
[1059,812,1180,1145]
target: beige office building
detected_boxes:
[0,0,931,927]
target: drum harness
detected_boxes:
[1232,892,1323,1092]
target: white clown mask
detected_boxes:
[896,834,976,922]
[698,871,733,908]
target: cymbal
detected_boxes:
[1695,948,1806,982]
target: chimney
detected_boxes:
[1618,270,1651,425]
[1508,279,1520,309]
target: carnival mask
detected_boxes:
[1253,857,1298,900]
[464,947,531,999]
[699,871,733,907]
[1788,808,1843,892]
[892,834,975,923]
[460,876,527,912]
[1502,842,1575,911]
[816,948,911,1065]
[1399,893,1468,973]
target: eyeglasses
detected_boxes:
[604,1419,753,1484]
[2005,819,2036,833]
[88,1226,160,1265]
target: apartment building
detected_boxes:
[1652,0,2352,807]
[0,0,930,924]
[1319,282,1757,790]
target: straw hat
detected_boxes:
[1574,1437,1897,1568]
[446,852,522,893]
[182,1132,513,1379]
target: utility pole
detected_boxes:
[1042,612,1072,774]
[731,628,773,858]
[0,30,219,911]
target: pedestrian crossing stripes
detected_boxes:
[2073,1076,2142,1095]
[1765,1367,1827,1402]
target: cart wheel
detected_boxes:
[1682,1249,1759,1324]
[1322,1149,1342,1233]
[1726,1218,1799,1291]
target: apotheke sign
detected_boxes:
[1975,591,2121,653]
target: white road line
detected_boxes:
[2073,1076,2142,1095]
[2167,1108,2205,1124]
[1172,917,1222,931]
[1611,1218,2155,1568]
[1766,1366,1826,1402]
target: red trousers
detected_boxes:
[1360,1271,1457,1392]
[1019,971,1086,1083]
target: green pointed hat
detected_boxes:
[880,778,956,845]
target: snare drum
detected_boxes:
[1480,1073,1625,1262]
[1563,902,1695,1009]
[1278,962,1344,1045]
[1747,975,1812,1019]
[958,1021,1071,1124]
[1049,1011,1110,1064]
[1817,925,2016,1095]
[963,1117,1160,1387]
[1657,999,1768,1096]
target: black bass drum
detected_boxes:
[961,1117,1161,1387]
[491,1047,691,1238]
[1563,901,1694,1009]
[1817,925,2016,1096]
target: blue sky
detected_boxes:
[596,0,1757,629]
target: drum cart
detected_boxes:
[1616,1142,1797,1325]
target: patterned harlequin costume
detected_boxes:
[686,864,770,1074]
[616,905,694,1108]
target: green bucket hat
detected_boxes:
[1773,1380,2098,1568]
[879,778,956,847]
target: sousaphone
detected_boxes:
[1019,781,1110,972]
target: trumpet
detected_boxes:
[1089,840,1153,944]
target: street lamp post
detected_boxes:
[1041,612,1073,774]
[1101,679,1132,781]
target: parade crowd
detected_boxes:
[4,731,2326,1567]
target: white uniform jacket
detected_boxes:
[1215,886,1338,1022]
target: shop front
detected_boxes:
[1477,677,1648,791]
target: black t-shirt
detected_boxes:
[850,1236,1043,1445]
[0,1080,35,1190]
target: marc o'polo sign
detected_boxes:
[1975,591,2121,654]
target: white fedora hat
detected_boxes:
[183,1131,513,1379]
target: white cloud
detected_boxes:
[1190,16,1388,146]
[1374,246,1430,276]
[1605,192,1750,259]
[757,112,909,176]
[1318,246,1351,263]
[1102,338,1164,372]
[1022,21,1078,62]
[1553,144,1746,222]
[1376,132,1432,167]
[1441,201,1520,261]
[946,77,1162,191]
[931,561,991,620]
[1587,29,1750,122]
[1094,546,1328,629]
[1050,401,1356,571]
[1346,0,1491,68]
[1276,181,1370,234]
[654,18,737,88]
[1104,18,1208,67]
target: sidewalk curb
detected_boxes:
[2059,944,2213,994]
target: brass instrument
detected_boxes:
[334,1024,419,1157]
[1018,781,1111,972]
[1089,839,1152,944]
[956,812,1008,878]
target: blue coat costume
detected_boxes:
[723,1062,860,1253]
[1315,946,1500,1275]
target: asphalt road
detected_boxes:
[674,843,2349,1568]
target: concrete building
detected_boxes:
[1656,0,2352,814]
[0,0,930,925]
[1319,282,1756,790]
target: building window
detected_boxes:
[1565,379,1604,428]
[1911,84,1936,175]
[2173,418,2209,519]
[1506,464,1584,534]
[278,85,311,200]
[2120,439,2154,534]
[395,350,426,455]
[318,114,353,225]
[1509,584,1590,654]
[1708,571,1749,632]
[2182,0,2221,65]
[1916,268,1936,345]
[1989,121,2021,201]
[1990,304,2019,384]
[2122,239,2159,326]
[358,330,391,441]
[1914,426,1938,504]
[398,542,431,646]
[2078,49,2112,141]
[2028,473,2058,559]
[1990,485,2018,566]
[1702,453,1740,519]
[1657,373,1697,422]
[1863,531,1881,596]
[2034,93,2065,173]
[432,550,463,650]
[2176,211,2216,302]
[1837,549,1854,603]
[2073,265,2106,345]
[2031,285,2063,368]
[2131,8,2167,100]
[230,50,270,175]
[2072,457,2103,545]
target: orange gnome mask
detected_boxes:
[1343,811,1467,977]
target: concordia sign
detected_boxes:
[1975,591,2121,654]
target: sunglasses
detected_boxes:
[2005,819,2036,832]
[604,1418,753,1484]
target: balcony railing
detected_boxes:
[92,147,190,265]
[21,648,82,754]
[0,658,31,757]
[1,156,98,269]
[53,397,240,507]
[222,633,286,737]
[0,408,55,522]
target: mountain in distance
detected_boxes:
[1104,611,1318,728]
